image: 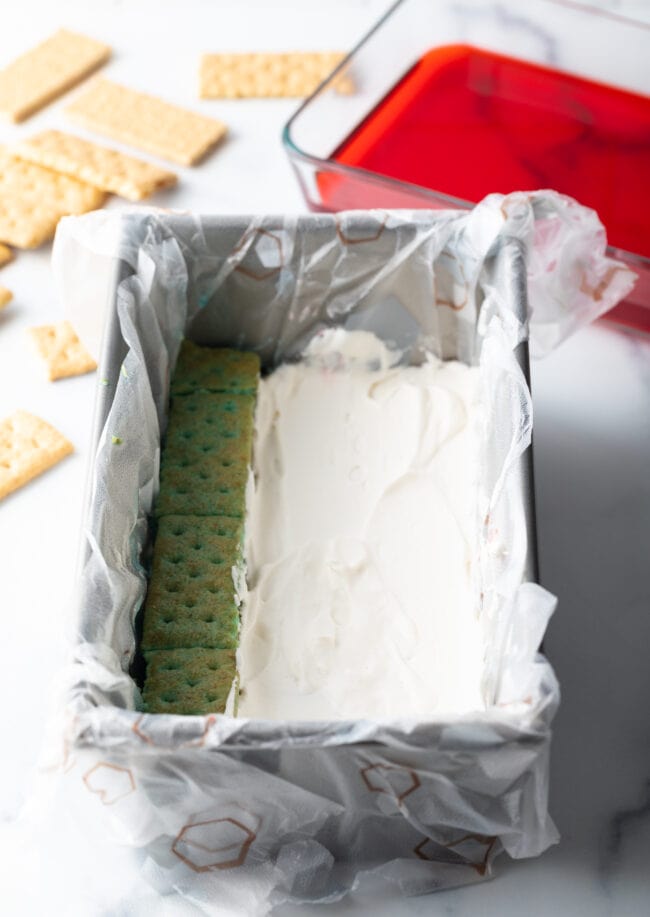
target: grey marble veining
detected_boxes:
[532,322,650,917]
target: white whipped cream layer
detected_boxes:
[238,330,486,720]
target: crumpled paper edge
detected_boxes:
[26,192,634,911]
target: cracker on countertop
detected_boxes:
[143,647,236,715]
[65,78,228,166]
[0,29,110,123]
[0,149,106,249]
[171,340,260,396]
[28,320,97,381]
[14,131,177,202]
[0,410,73,500]
[0,287,12,309]
[0,243,13,268]
[199,51,351,98]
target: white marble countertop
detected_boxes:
[1,1,649,914]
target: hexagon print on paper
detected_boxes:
[335,213,387,245]
[234,228,284,280]
[414,833,497,876]
[82,762,136,806]
[360,762,420,805]
[172,817,256,872]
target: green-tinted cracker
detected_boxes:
[143,648,236,715]
[156,460,249,518]
[142,563,240,650]
[142,515,243,650]
[164,391,256,463]
[156,390,255,518]
[140,344,259,710]
[153,514,244,544]
[142,591,240,650]
[171,341,260,396]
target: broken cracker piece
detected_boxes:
[0,29,110,124]
[28,320,97,381]
[14,131,177,202]
[0,243,13,268]
[0,287,12,309]
[0,149,105,249]
[66,78,227,166]
[0,411,73,501]
[199,51,351,98]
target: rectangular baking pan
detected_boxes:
[65,211,555,899]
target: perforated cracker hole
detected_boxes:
[161,691,178,703]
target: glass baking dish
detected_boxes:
[283,0,650,333]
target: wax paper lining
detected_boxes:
[39,193,634,914]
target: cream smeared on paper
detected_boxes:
[238,330,486,720]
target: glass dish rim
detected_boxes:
[281,0,650,270]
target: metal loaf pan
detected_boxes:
[86,213,537,580]
[66,210,556,896]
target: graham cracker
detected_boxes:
[171,341,260,396]
[0,410,73,500]
[157,391,255,518]
[155,461,249,519]
[28,320,97,381]
[142,516,243,651]
[143,648,236,715]
[0,287,12,309]
[164,391,256,465]
[0,243,13,268]
[0,149,106,249]
[14,131,177,202]
[142,567,241,650]
[199,51,351,98]
[66,78,228,166]
[0,29,111,123]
